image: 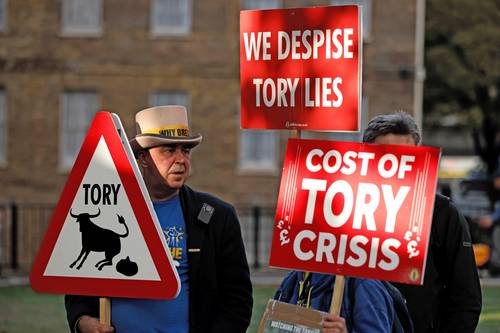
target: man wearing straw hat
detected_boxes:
[65,105,253,333]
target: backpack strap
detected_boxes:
[381,281,415,333]
[347,277,357,332]
[348,279,414,333]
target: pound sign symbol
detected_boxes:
[280,229,290,246]
[407,240,420,259]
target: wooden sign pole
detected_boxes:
[100,297,111,325]
[329,275,345,315]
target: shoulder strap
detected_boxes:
[346,277,355,331]
[349,279,414,333]
[297,272,312,308]
[381,281,414,333]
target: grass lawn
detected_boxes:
[0,285,499,332]
[479,286,500,333]
[0,286,67,333]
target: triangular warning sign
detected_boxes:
[30,111,180,299]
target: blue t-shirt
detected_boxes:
[112,195,189,333]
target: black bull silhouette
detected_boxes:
[69,209,129,270]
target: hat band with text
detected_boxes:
[142,125,190,137]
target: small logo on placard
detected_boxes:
[409,268,420,282]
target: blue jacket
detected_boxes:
[275,272,394,333]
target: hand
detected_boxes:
[479,215,493,229]
[322,313,347,333]
[77,315,114,333]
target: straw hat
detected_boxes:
[129,105,202,155]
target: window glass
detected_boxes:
[151,0,192,36]
[62,0,102,36]
[60,91,99,168]
[239,130,278,170]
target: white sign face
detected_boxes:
[31,112,180,299]
[44,137,160,280]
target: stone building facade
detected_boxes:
[0,0,423,270]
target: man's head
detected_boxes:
[129,105,202,200]
[362,111,421,146]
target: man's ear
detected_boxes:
[138,151,149,168]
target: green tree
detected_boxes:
[424,0,500,204]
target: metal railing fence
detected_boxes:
[0,197,492,276]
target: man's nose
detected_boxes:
[173,148,186,161]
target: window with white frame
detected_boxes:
[0,0,7,32]
[243,0,282,10]
[331,0,372,40]
[60,91,99,169]
[61,0,102,36]
[239,130,278,171]
[0,89,6,165]
[151,0,192,36]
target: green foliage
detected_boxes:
[424,0,500,127]
[425,0,500,184]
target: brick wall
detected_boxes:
[0,0,418,209]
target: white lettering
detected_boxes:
[278,31,290,60]
[379,239,401,271]
[382,185,410,232]
[378,154,399,178]
[398,155,415,179]
[316,233,336,263]
[347,235,368,267]
[294,230,316,261]
[324,180,353,228]
[305,149,324,172]
[302,178,327,224]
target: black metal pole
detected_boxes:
[10,202,18,270]
[253,206,260,269]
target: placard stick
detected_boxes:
[291,129,301,139]
[100,297,111,325]
[329,275,345,315]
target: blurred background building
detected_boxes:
[0,0,454,273]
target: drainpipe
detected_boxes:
[414,0,426,131]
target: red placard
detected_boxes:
[269,139,441,285]
[240,6,361,131]
[30,112,180,299]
